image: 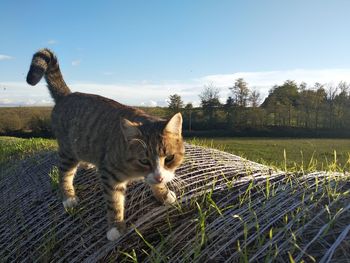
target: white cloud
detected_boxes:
[200,68,350,99]
[141,100,158,107]
[0,98,13,105]
[201,69,350,86]
[47,39,57,45]
[71,60,81,66]
[69,82,199,106]
[0,82,54,106]
[2,68,350,107]
[0,54,13,61]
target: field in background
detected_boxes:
[188,137,350,172]
[0,106,169,137]
[1,136,350,173]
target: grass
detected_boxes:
[137,137,350,261]
[0,136,57,166]
[48,165,60,190]
[123,171,350,262]
[1,136,350,261]
[132,171,349,262]
[0,136,57,179]
[188,137,350,172]
[1,135,349,172]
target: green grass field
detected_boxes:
[0,136,56,168]
[188,137,350,172]
[1,136,350,173]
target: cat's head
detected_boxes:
[122,113,184,184]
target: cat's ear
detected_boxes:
[121,119,141,140]
[164,113,182,136]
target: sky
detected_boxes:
[1,0,350,107]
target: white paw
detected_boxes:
[107,227,121,241]
[63,197,79,209]
[164,190,177,205]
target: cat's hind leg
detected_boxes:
[58,151,79,209]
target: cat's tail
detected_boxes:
[26,48,71,103]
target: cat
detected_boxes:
[26,48,185,241]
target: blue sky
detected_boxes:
[1,0,350,106]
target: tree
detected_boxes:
[279,80,299,126]
[225,96,235,108]
[334,81,350,128]
[326,84,338,128]
[261,80,299,126]
[230,78,250,107]
[314,83,326,129]
[249,89,262,127]
[261,85,280,126]
[224,96,236,126]
[224,79,250,127]
[199,84,221,123]
[184,103,193,132]
[297,83,313,128]
[249,89,260,108]
[168,94,184,113]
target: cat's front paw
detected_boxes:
[62,196,79,210]
[107,227,121,241]
[164,190,177,205]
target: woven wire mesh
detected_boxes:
[0,144,349,262]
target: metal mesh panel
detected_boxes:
[0,144,349,262]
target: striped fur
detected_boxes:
[26,48,185,241]
[27,48,70,102]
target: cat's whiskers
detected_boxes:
[168,177,185,193]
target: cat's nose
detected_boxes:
[154,174,163,183]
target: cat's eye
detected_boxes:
[139,159,150,166]
[165,154,175,164]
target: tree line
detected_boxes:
[1,79,350,138]
[168,78,350,133]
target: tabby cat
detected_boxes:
[26,48,185,241]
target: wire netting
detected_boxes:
[0,144,349,262]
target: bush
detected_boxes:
[0,114,24,133]
[28,115,52,134]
